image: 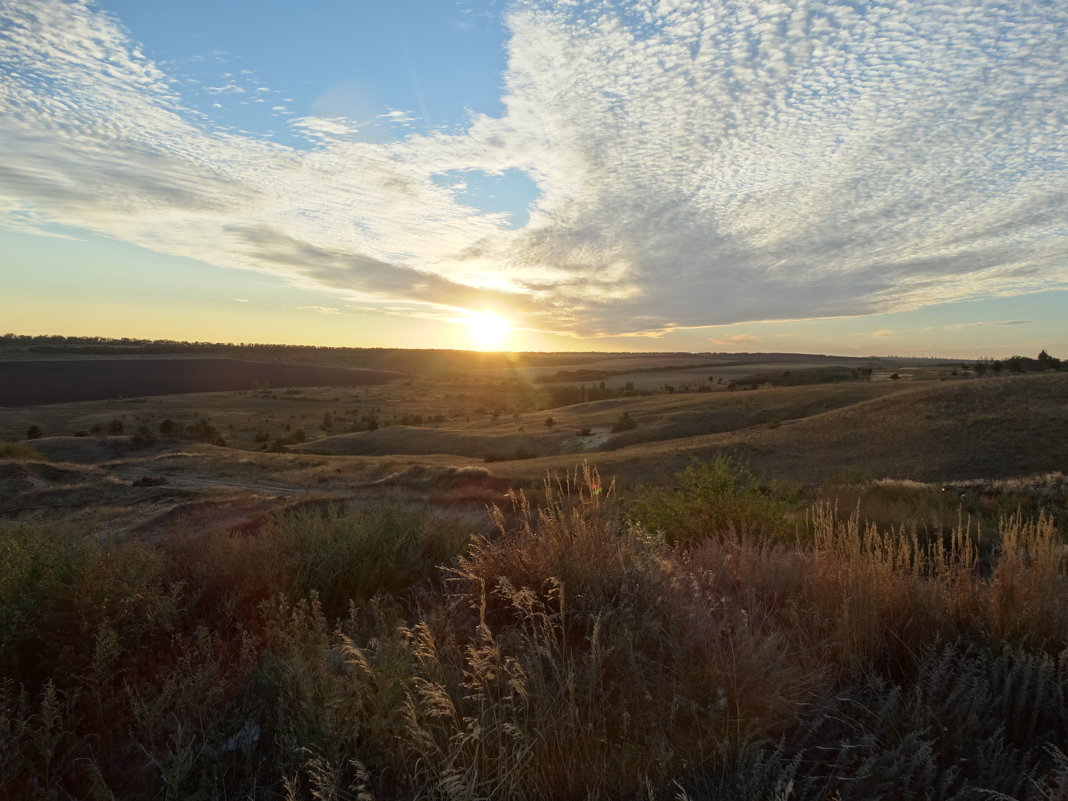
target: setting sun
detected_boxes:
[466,311,511,350]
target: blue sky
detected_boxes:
[1,0,1066,356]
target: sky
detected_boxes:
[1,0,1066,357]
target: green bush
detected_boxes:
[627,455,800,544]
[270,503,470,617]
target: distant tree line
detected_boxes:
[545,381,644,407]
[0,333,646,374]
[972,350,1063,376]
[726,365,873,391]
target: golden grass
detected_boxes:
[2,461,1067,798]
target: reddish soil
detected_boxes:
[0,359,401,406]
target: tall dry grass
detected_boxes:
[1,462,1066,799]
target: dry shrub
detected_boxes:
[453,463,663,622]
[407,466,713,798]
[0,440,44,460]
[988,511,1067,646]
[401,578,712,800]
[660,537,833,736]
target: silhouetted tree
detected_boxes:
[1037,350,1062,371]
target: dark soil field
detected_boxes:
[0,358,402,406]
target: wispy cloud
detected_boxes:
[709,334,763,346]
[1,0,1067,337]
[944,320,1031,330]
[871,329,896,339]
[204,83,245,94]
[297,305,342,315]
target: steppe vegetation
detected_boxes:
[2,462,1068,799]
[2,340,1067,799]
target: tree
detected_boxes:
[1037,350,1062,371]
[26,424,42,440]
[107,419,124,435]
[544,416,556,428]
[159,418,176,437]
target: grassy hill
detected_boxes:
[286,374,1068,488]
[3,361,1068,798]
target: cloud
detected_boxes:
[204,83,245,94]
[870,329,896,339]
[297,305,342,315]
[708,333,763,346]
[1,0,1067,337]
[944,320,1032,330]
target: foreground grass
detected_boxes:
[1,463,1067,799]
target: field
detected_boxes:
[2,346,1068,799]
[0,359,401,406]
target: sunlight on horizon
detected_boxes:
[466,310,512,351]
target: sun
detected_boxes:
[466,311,512,350]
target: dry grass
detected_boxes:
[2,461,1068,799]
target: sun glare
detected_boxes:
[467,311,511,350]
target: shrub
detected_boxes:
[628,455,800,545]
[609,411,636,432]
[269,503,470,617]
[0,441,43,460]
[131,424,156,448]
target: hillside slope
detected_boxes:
[503,374,1068,485]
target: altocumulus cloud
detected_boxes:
[1,0,1067,337]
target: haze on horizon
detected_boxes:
[1,0,1066,358]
